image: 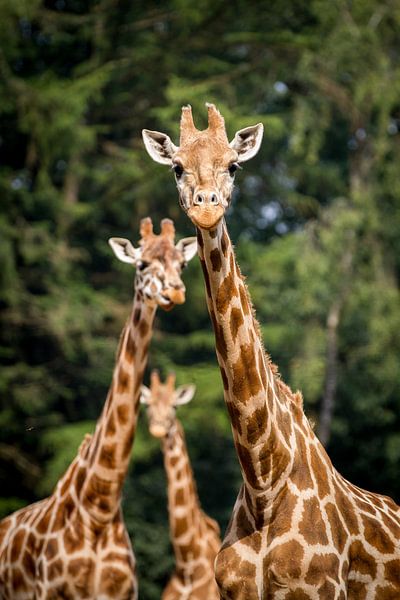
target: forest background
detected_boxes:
[1,0,400,597]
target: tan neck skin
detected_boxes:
[77,291,156,527]
[196,220,301,514]
[162,420,203,568]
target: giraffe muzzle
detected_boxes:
[188,204,224,230]
[150,424,167,438]
[162,288,186,306]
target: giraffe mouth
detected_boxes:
[158,294,175,311]
[188,204,224,230]
[159,288,185,310]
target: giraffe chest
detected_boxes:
[214,513,346,600]
[0,516,137,600]
[215,513,400,599]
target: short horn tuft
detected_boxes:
[150,370,160,389]
[180,105,199,145]
[160,218,176,240]
[166,372,176,391]
[206,103,228,141]
[140,217,154,241]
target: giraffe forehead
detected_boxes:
[140,239,181,263]
[176,136,237,171]
[149,391,174,408]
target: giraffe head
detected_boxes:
[140,371,195,438]
[109,217,197,311]
[142,104,263,230]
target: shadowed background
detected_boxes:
[1,0,400,597]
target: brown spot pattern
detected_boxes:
[362,514,395,554]
[125,333,136,363]
[75,467,86,496]
[325,502,347,554]
[258,349,267,388]
[48,558,63,581]
[209,248,222,272]
[89,473,112,496]
[239,284,250,315]
[305,553,340,584]
[216,270,238,314]
[246,407,268,446]
[22,550,35,579]
[139,319,149,337]
[209,308,228,361]
[230,306,244,341]
[267,490,298,545]
[382,511,400,538]
[63,521,84,553]
[226,400,243,436]
[335,485,359,535]
[267,539,304,581]
[284,591,311,600]
[291,432,314,491]
[349,540,377,577]
[51,503,65,532]
[105,412,116,437]
[117,367,130,393]
[10,529,25,562]
[68,557,94,594]
[220,365,229,390]
[44,538,58,561]
[374,586,400,600]
[122,424,134,459]
[133,308,141,325]
[310,449,331,498]
[216,547,258,597]
[200,258,212,299]
[299,497,329,545]
[236,441,264,490]
[385,559,400,586]
[99,444,117,469]
[117,404,129,425]
[231,343,262,403]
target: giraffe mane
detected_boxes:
[236,256,304,412]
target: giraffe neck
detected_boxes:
[76,291,156,527]
[197,221,301,506]
[162,420,203,568]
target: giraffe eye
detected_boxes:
[228,163,240,176]
[173,164,184,179]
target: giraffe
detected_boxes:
[142,106,400,599]
[0,217,197,600]
[140,370,221,600]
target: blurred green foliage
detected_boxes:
[1,0,400,597]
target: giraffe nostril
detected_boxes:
[210,194,219,205]
[195,194,204,205]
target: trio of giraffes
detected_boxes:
[0,104,399,599]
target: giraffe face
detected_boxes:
[109,218,197,311]
[142,104,263,230]
[141,372,195,438]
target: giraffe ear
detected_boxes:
[173,384,196,406]
[175,237,197,263]
[142,129,178,165]
[109,237,141,265]
[140,385,151,405]
[230,123,264,163]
